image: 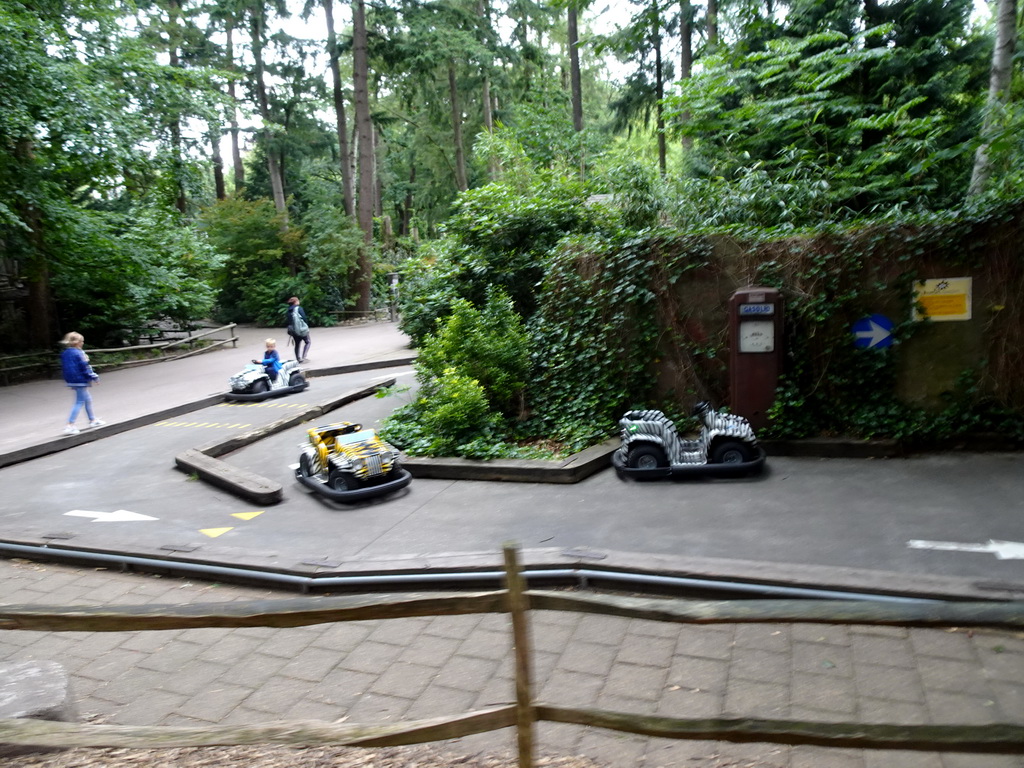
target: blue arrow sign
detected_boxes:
[852,314,894,349]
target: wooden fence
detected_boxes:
[1,545,1023,766]
[0,324,238,384]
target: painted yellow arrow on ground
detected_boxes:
[231,511,264,521]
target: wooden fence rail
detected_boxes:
[1,545,1023,765]
[0,324,238,383]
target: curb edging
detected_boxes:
[174,377,398,504]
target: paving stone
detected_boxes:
[674,624,736,660]
[724,676,789,718]
[135,640,205,673]
[119,688,189,725]
[397,633,460,666]
[858,696,930,725]
[667,655,729,693]
[854,663,925,703]
[864,751,946,768]
[436,654,500,691]
[402,682,476,720]
[656,685,724,718]
[342,691,414,724]
[734,622,792,653]
[278,645,347,682]
[729,647,790,683]
[454,626,510,661]
[791,670,858,713]
[924,689,1003,725]
[337,640,406,675]
[909,629,980,661]
[240,675,314,715]
[558,640,618,676]
[791,745,866,768]
[537,668,605,706]
[310,621,374,652]
[602,662,668,701]
[793,640,855,677]
[918,657,1002,697]
[851,635,917,669]
[91,668,174,706]
[77,651,146,683]
[168,682,255,723]
[792,623,852,645]
[370,660,437,698]
[617,632,676,667]
[215,652,290,685]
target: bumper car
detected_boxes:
[612,401,766,479]
[295,421,412,502]
[225,360,308,402]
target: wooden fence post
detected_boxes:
[503,543,535,768]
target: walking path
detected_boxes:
[1,320,1022,767]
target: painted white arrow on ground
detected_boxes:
[907,539,1024,560]
[66,509,159,523]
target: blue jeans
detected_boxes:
[68,385,95,424]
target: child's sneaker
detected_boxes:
[63,425,80,435]
[89,419,106,428]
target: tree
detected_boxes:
[320,0,355,215]
[248,0,290,225]
[969,0,1019,195]
[352,0,374,312]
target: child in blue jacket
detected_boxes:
[259,338,282,383]
[60,332,103,435]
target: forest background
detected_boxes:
[1,0,1022,454]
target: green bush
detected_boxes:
[381,369,502,458]
[416,290,530,416]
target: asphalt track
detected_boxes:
[1,321,1023,599]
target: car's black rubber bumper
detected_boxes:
[294,468,413,502]
[611,447,767,479]
[224,381,309,402]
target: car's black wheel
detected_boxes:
[250,379,269,394]
[627,444,668,470]
[298,452,315,478]
[328,470,360,491]
[289,372,306,388]
[710,440,755,464]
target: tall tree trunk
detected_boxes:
[353,0,374,313]
[17,139,57,349]
[324,0,355,216]
[250,6,288,226]
[402,162,415,236]
[969,0,1018,195]
[680,0,693,151]
[449,62,468,192]
[568,5,583,133]
[707,0,719,47]
[654,10,666,175]
[226,24,245,192]
[210,122,226,200]
[168,0,187,214]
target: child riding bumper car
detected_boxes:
[225,359,308,402]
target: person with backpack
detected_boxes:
[286,296,311,362]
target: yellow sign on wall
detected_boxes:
[913,277,972,322]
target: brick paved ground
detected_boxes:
[1,557,1022,768]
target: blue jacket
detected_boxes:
[261,349,282,376]
[61,347,98,386]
